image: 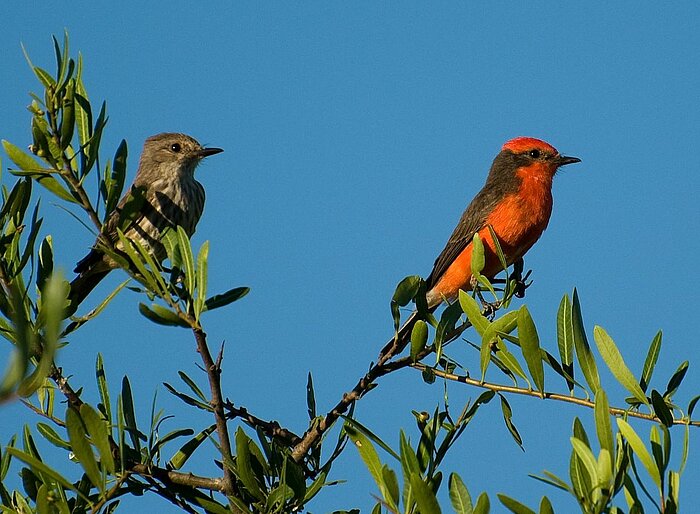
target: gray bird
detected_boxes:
[68,133,223,311]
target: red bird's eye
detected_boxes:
[170,143,181,152]
[528,149,541,158]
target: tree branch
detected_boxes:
[410,363,700,427]
[193,329,241,508]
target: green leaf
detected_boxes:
[346,425,394,506]
[497,493,536,514]
[650,390,673,427]
[344,417,400,461]
[449,473,473,514]
[571,289,600,394]
[194,240,209,319]
[66,407,103,492]
[594,389,614,459]
[80,403,115,474]
[411,320,428,362]
[616,419,661,489]
[517,306,545,393]
[640,330,662,392]
[495,338,530,385]
[178,371,207,402]
[106,139,127,213]
[176,225,195,296]
[203,286,250,312]
[557,294,575,393]
[95,353,112,425]
[499,395,523,450]
[471,232,485,275]
[663,361,688,399]
[2,140,47,172]
[410,473,442,514]
[570,437,599,487]
[121,376,141,453]
[594,326,648,406]
[539,497,554,514]
[474,493,490,514]
[6,447,80,496]
[167,424,216,470]
[138,303,189,328]
[234,428,265,501]
[391,275,422,331]
[459,290,488,335]
[36,423,70,450]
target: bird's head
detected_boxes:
[139,133,223,179]
[499,137,580,183]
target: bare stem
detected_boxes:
[411,363,700,427]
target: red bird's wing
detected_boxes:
[425,182,511,290]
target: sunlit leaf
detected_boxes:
[517,306,544,393]
[594,326,648,406]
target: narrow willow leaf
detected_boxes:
[178,371,207,402]
[539,497,555,514]
[138,303,189,328]
[650,390,673,427]
[449,473,473,514]
[347,426,393,503]
[66,408,103,492]
[500,395,523,450]
[80,403,115,474]
[382,465,400,510]
[459,290,488,335]
[95,354,111,424]
[195,240,209,319]
[471,232,485,275]
[6,448,80,496]
[203,286,250,312]
[663,361,688,399]
[594,389,614,459]
[571,289,600,393]
[391,275,422,331]
[474,493,490,514]
[234,428,265,501]
[106,140,127,213]
[497,493,536,514]
[344,417,400,461]
[410,473,442,514]
[411,320,428,362]
[640,330,662,392]
[121,377,140,453]
[557,294,575,393]
[570,437,599,487]
[616,419,661,489]
[176,225,195,296]
[594,326,648,406]
[36,423,70,450]
[482,310,519,348]
[517,306,545,393]
[306,372,316,420]
[167,424,216,470]
[2,140,46,173]
[495,338,530,385]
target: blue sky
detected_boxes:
[1,2,699,512]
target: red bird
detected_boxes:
[381,136,580,360]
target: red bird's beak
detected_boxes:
[555,155,581,167]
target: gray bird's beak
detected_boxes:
[197,147,224,158]
[556,155,581,167]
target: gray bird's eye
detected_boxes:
[170,143,181,153]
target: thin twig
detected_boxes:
[224,401,302,447]
[410,363,700,427]
[193,328,242,511]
